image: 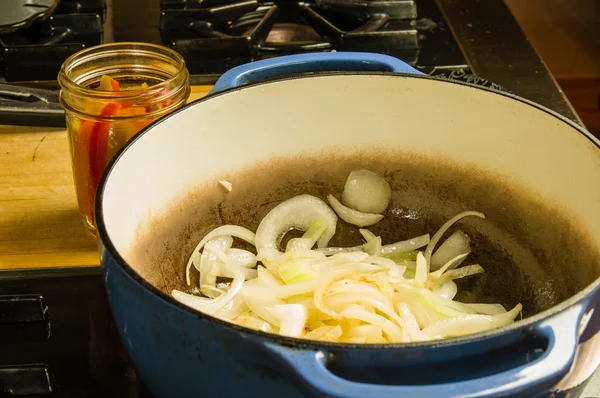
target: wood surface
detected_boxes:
[557,77,600,139]
[0,86,212,270]
[505,0,600,79]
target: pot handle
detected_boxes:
[261,305,584,398]
[210,52,424,94]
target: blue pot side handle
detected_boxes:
[210,52,424,94]
[262,305,585,398]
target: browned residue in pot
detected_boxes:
[128,148,600,318]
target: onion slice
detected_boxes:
[228,248,257,268]
[268,304,309,337]
[381,234,430,254]
[461,303,507,315]
[175,248,246,315]
[422,304,522,338]
[255,195,337,257]
[434,280,458,300]
[185,225,256,285]
[234,315,273,332]
[425,211,485,266]
[430,230,471,271]
[340,308,406,342]
[327,195,384,227]
[342,169,391,214]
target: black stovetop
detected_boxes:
[0,0,105,82]
[0,268,151,398]
[159,0,467,76]
[0,0,466,83]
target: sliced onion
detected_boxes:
[345,325,376,338]
[432,253,470,277]
[437,264,484,287]
[285,237,313,252]
[244,295,284,325]
[327,195,384,227]
[268,304,309,337]
[344,324,385,343]
[363,236,382,256]
[340,309,405,342]
[341,169,391,214]
[397,302,429,342]
[173,179,520,343]
[316,245,363,255]
[381,234,430,254]
[228,248,257,268]
[197,236,234,289]
[413,252,428,287]
[303,325,342,341]
[405,299,439,329]
[430,230,471,271]
[279,258,318,284]
[185,225,256,285]
[256,265,283,287]
[425,211,485,265]
[461,303,507,315]
[422,304,522,338]
[200,285,225,299]
[314,270,353,319]
[215,295,248,320]
[359,229,377,241]
[329,251,370,263]
[174,248,246,315]
[192,236,234,273]
[365,256,398,269]
[242,278,318,299]
[434,280,458,300]
[208,264,257,281]
[234,315,273,333]
[255,195,337,257]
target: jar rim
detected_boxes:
[58,42,188,100]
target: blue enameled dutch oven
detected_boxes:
[95,52,600,398]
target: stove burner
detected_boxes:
[160,0,426,74]
[0,0,58,34]
[263,23,321,43]
[0,0,105,82]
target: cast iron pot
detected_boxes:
[95,53,600,398]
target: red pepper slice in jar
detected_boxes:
[89,76,121,185]
[77,75,123,223]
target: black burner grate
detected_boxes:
[159,0,467,76]
[0,0,105,82]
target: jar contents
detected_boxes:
[70,76,154,232]
[59,43,190,236]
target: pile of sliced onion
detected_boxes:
[173,170,522,343]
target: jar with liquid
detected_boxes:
[58,43,190,236]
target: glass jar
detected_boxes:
[59,43,190,236]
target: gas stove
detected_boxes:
[159,0,467,76]
[0,0,580,124]
[0,0,105,82]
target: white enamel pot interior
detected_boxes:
[97,72,600,397]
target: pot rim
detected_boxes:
[96,71,600,349]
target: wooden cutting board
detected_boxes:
[0,86,212,269]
